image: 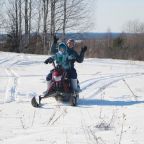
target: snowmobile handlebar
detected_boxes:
[45,58,62,71]
[52,61,56,68]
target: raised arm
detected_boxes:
[75,46,87,63]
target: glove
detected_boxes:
[68,55,76,60]
[53,35,59,43]
[44,57,53,64]
[81,46,87,53]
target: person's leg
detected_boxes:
[70,68,80,92]
[44,71,52,95]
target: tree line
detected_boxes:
[0,0,93,54]
[73,20,144,61]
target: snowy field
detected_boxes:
[0,51,144,144]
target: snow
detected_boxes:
[0,51,144,144]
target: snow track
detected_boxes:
[5,67,21,103]
[0,54,20,103]
[80,72,144,99]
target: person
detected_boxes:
[44,42,69,95]
[44,37,87,95]
[66,39,87,92]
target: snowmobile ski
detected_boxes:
[31,96,41,107]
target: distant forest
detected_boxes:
[0,32,144,61]
[79,32,144,61]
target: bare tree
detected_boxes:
[54,0,90,39]
[50,0,56,39]
[123,20,144,33]
[64,0,88,31]
[0,1,5,28]
[18,0,22,52]
[33,0,42,50]
[6,0,20,52]
[24,0,29,48]
[36,1,42,34]
[48,0,92,53]
[29,0,32,42]
[62,0,67,41]
[3,0,95,54]
[42,0,49,54]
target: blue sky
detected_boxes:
[93,0,144,32]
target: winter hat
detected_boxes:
[67,39,75,44]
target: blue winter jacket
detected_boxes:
[47,42,85,69]
[67,47,85,68]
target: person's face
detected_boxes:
[67,41,74,48]
[59,48,64,53]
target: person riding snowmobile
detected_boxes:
[44,42,69,96]
[44,37,87,96]
[66,39,87,92]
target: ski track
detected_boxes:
[0,56,16,65]
[2,64,143,105]
[3,64,20,103]
[0,54,43,104]
[0,56,18,103]
[1,55,19,103]
[80,72,144,97]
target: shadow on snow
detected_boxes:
[79,99,144,106]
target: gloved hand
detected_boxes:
[68,55,76,60]
[44,57,53,64]
[54,35,59,43]
[81,46,87,53]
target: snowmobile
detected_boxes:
[31,61,79,107]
